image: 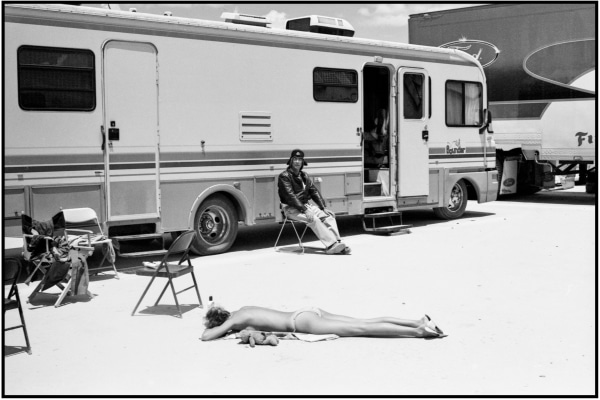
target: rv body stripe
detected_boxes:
[5,9,473,67]
[4,156,362,174]
[428,146,494,155]
[429,153,486,159]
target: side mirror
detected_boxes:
[486,110,493,133]
[480,109,493,134]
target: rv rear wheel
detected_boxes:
[191,195,238,256]
[433,180,467,220]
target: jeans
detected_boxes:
[282,204,341,247]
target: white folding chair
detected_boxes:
[62,207,119,279]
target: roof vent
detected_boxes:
[221,12,271,28]
[286,15,354,37]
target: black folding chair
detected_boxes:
[4,257,32,355]
[131,231,202,318]
[21,212,65,285]
[22,212,94,307]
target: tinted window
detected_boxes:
[18,46,95,111]
[313,68,358,102]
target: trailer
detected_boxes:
[4,4,497,256]
[409,3,596,194]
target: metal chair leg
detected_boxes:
[275,214,307,254]
[131,275,157,315]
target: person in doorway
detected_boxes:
[278,149,350,255]
[365,108,390,168]
[201,304,446,341]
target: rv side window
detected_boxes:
[445,81,482,126]
[17,46,95,111]
[313,68,358,102]
[403,73,424,119]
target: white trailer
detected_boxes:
[4,4,497,256]
[409,3,596,195]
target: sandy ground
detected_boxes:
[3,186,596,396]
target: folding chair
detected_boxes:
[22,212,64,286]
[62,207,119,279]
[131,230,202,318]
[274,206,309,254]
[4,257,32,355]
[22,212,95,307]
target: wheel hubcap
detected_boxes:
[198,207,229,244]
[447,184,464,212]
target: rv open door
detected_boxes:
[396,67,430,197]
[102,41,160,223]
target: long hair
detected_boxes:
[204,306,231,328]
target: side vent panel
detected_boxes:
[239,112,272,141]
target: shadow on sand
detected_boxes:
[133,304,200,317]
[497,188,595,206]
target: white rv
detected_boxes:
[3,4,497,256]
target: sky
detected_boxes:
[91,3,482,43]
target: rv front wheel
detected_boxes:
[433,180,467,220]
[191,195,238,255]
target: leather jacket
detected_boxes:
[278,167,326,212]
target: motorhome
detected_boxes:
[409,3,596,194]
[4,4,497,256]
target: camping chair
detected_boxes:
[22,211,65,285]
[22,211,94,307]
[274,206,308,254]
[4,257,32,355]
[62,207,119,279]
[27,245,94,308]
[131,230,202,318]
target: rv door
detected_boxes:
[102,41,160,222]
[397,68,429,197]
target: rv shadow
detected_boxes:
[109,208,496,264]
[229,208,495,253]
[497,189,595,206]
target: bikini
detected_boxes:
[290,307,322,332]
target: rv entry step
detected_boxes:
[112,233,167,258]
[362,212,412,235]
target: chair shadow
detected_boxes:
[276,245,325,255]
[135,303,200,317]
[88,272,118,282]
[4,345,30,357]
[26,292,92,309]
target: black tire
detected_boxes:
[586,171,597,194]
[190,195,238,256]
[433,180,468,220]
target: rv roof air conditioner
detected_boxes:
[221,12,271,28]
[286,15,355,37]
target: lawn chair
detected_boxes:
[131,230,202,318]
[4,257,32,355]
[22,211,64,285]
[274,206,308,254]
[62,207,118,279]
[22,211,94,307]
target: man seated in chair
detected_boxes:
[277,149,350,255]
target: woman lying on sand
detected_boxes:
[201,305,446,341]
